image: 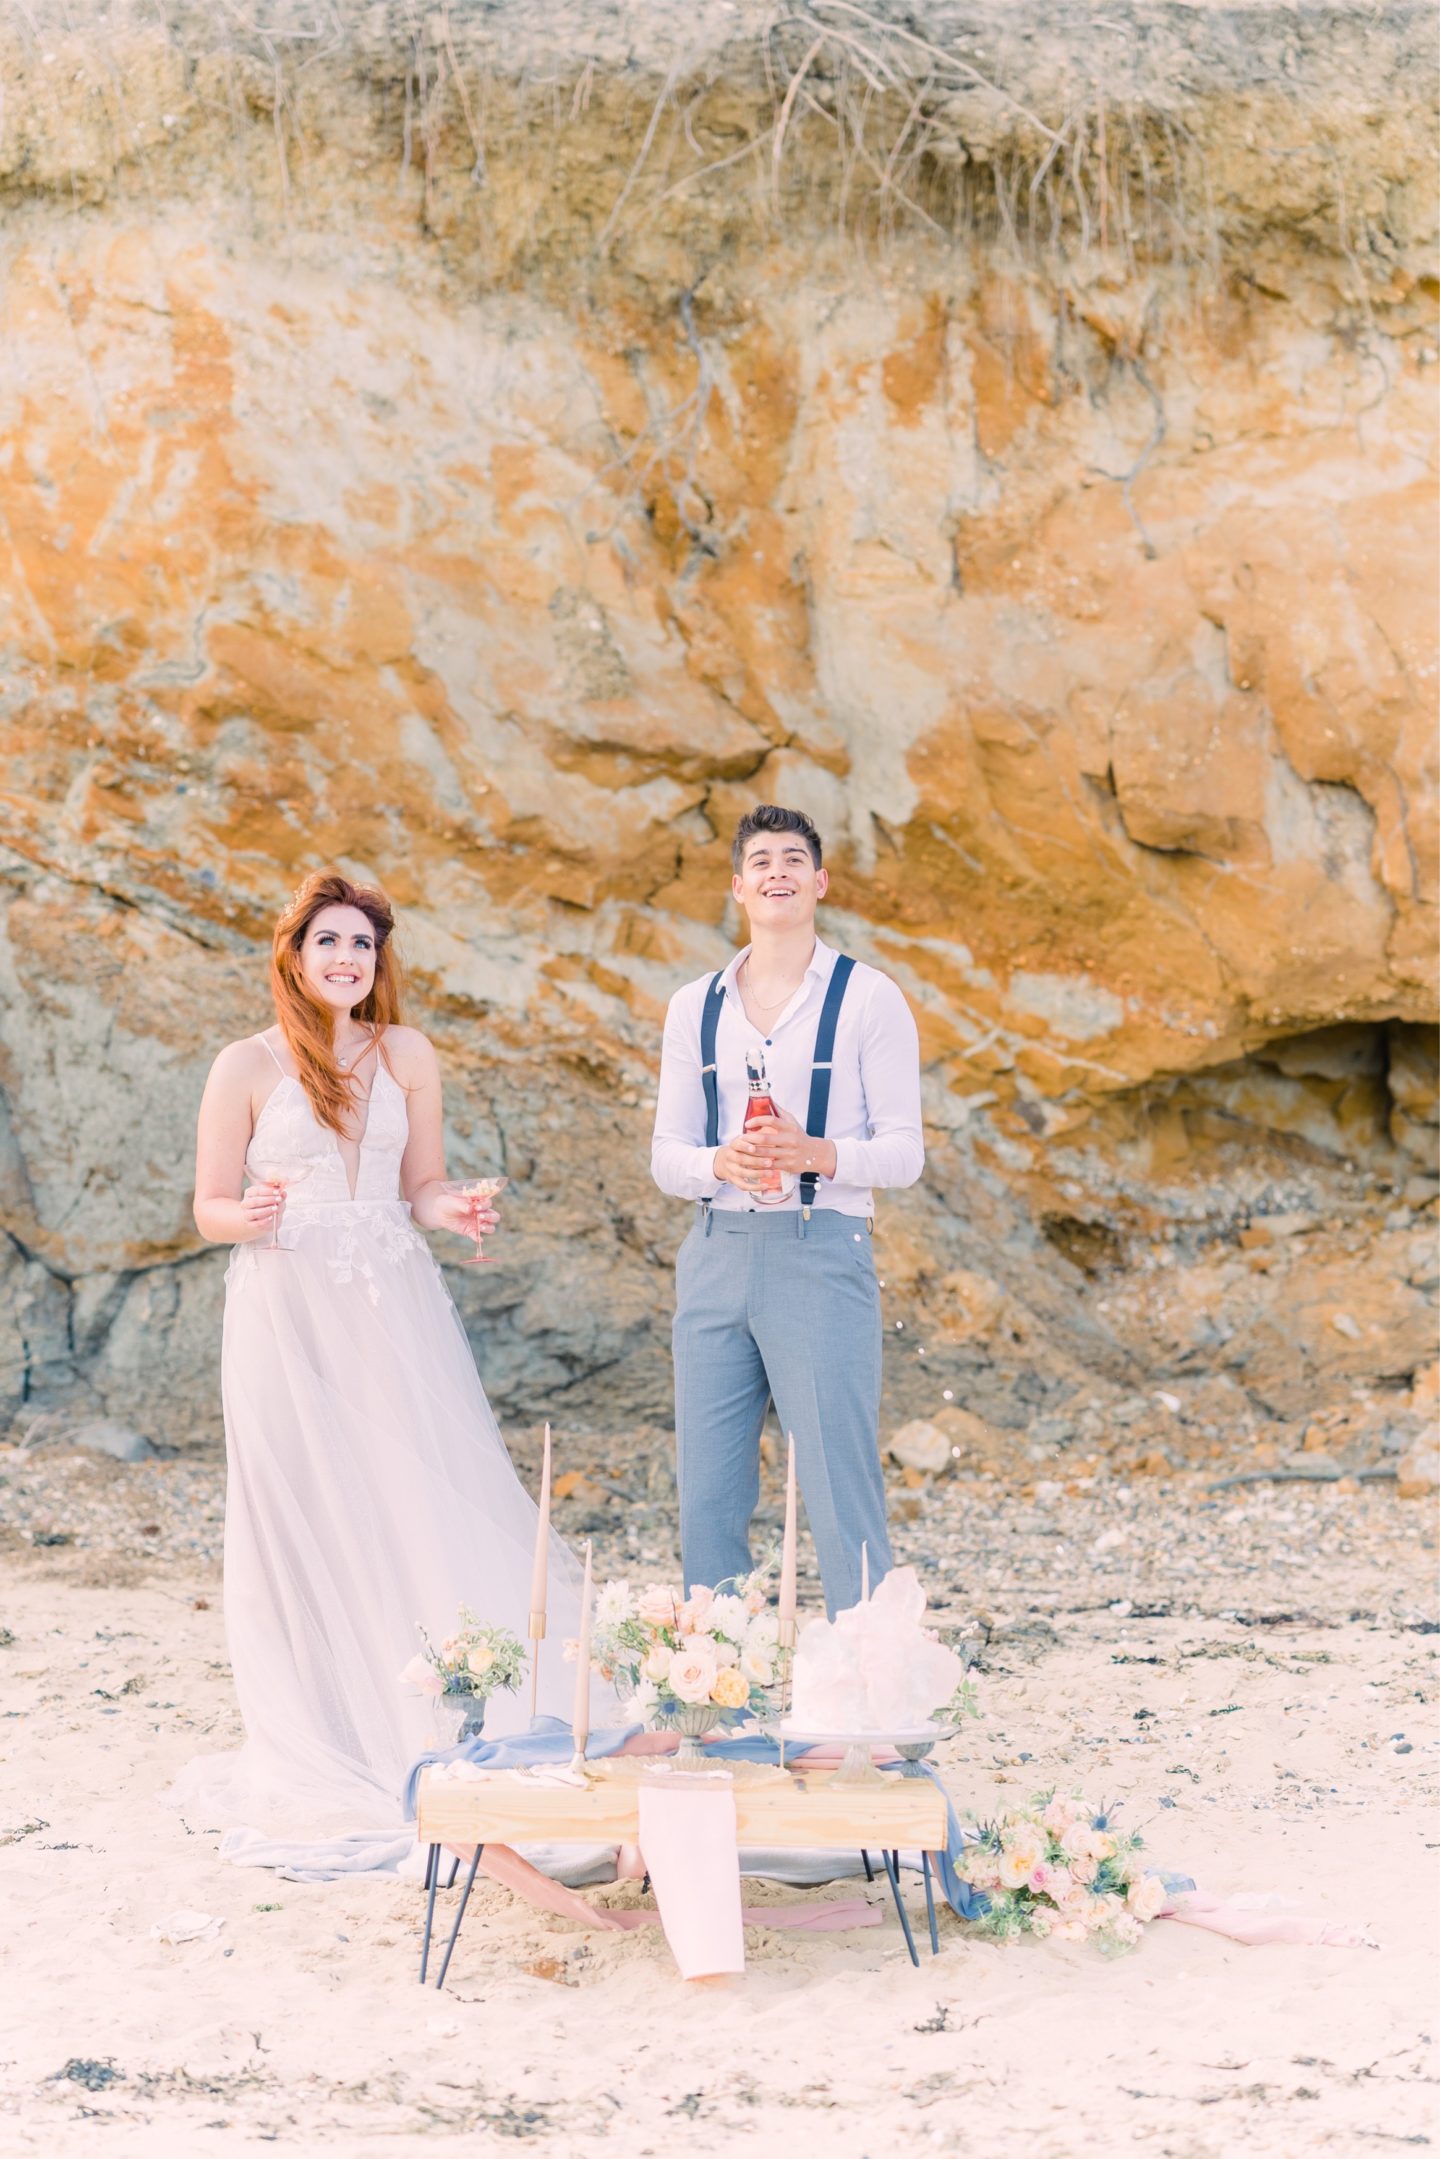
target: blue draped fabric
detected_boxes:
[403,1717,989,1920]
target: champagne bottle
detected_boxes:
[743,1047,795,1206]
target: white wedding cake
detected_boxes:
[788,1565,966,1732]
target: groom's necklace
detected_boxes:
[741,958,804,1015]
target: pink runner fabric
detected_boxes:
[1159,1892,1374,1948]
[637,1780,746,1978]
[473,1839,879,1960]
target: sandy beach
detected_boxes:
[3,1447,1436,2158]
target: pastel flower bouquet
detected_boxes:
[400,1607,527,1743]
[573,1572,780,1756]
[958,1791,1168,1954]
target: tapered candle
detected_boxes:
[570,1540,594,1764]
[527,1423,553,1717]
[860,1541,870,1603]
[778,1431,798,1650]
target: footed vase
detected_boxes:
[659,1702,725,1765]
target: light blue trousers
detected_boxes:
[672,1207,894,1617]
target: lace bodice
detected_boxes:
[245,1055,409,1207]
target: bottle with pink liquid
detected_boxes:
[742,1047,795,1206]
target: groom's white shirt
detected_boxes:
[650,935,924,1217]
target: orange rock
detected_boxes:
[553,1472,609,1506]
[0,24,1432,1455]
[1412,1364,1440,1411]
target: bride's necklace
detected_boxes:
[335,1026,377,1074]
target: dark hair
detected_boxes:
[731,805,823,873]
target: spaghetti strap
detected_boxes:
[257,1031,287,1073]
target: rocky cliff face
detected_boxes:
[0,1,1435,1468]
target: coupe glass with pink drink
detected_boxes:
[252,1157,316,1254]
[440,1177,508,1265]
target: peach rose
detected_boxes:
[1127,1873,1167,1922]
[1061,1823,1101,1865]
[679,1585,716,1632]
[667,1643,718,1704]
[711,1666,749,1709]
[998,1828,1047,1889]
[636,1586,681,1627]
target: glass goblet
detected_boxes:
[440,1176,508,1265]
[252,1156,316,1253]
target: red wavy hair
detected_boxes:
[270,871,404,1135]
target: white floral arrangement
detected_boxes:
[958,1791,1168,1953]
[570,1572,780,1725]
[399,1607,527,1701]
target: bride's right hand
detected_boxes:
[433,1190,500,1240]
[239,1181,284,1240]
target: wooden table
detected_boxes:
[415,1760,950,1987]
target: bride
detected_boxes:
[173,869,585,1873]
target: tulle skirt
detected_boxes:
[164,1201,590,1870]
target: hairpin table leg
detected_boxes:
[418,1843,441,1983]
[434,1845,483,1991]
[921,1851,940,1956]
[881,1849,919,1968]
[860,1848,874,1882]
[446,1856,460,1890]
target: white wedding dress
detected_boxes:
[165,1038,592,1878]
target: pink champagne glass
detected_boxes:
[253,1156,316,1254]
[440,1177,507,1264]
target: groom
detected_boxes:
[650,805,924,1615]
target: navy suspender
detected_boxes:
[698,956,855,1213]
[699,972,726,1153]
[799,954,854,1212]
